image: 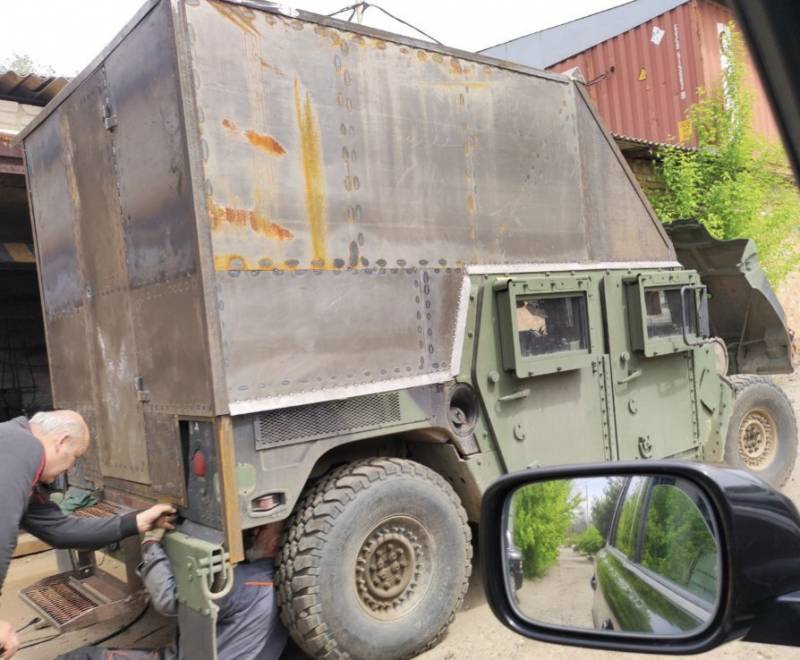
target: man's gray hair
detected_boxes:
[30,411,87,448]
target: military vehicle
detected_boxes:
[15,0,795,657]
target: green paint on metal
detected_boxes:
[236,463,258,496]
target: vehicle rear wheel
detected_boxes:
[724,375,797,487]
[277,457,472,659]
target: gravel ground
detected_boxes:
[4,371,799,659]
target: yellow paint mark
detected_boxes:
[294,78,327,265]
[638,67,647,81]
[466,194,476,213]
[209,0,261,36]
[449,58,463,75]
[417,51,427,62]
[245,130,286,156]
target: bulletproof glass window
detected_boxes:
[639,480,720,603]
[611,476,647,560]
[516,294,589,358]
[644,288,697,339]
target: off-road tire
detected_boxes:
[723,375,797,488]
[277,458,472,660]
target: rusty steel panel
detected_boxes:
[21,0,679,497]
[183,0,672,411]
[59,69,150,484]
[550,0,780,146]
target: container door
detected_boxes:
[475,274,613,471]
[62,69,150,484]
[604,271,703,461]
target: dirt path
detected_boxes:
[514,547,595,629]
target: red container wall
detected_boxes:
[550,0,779,146]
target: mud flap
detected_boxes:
[665,220,792,374]
[163,532,234,660]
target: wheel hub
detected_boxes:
[738,409,777,469]
[355,516,432,620]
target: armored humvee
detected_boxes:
[16,0,796,657]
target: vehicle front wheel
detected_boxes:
[277,457,472,659]
[723,375,797,487]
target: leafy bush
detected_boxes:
[512,480,578,578]
[649,25,800,284]
[575,525,605,556]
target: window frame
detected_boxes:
[497,274,598,379]
[625,271,708,358]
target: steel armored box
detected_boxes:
[18,0,674,503]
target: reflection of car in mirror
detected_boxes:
[592,475,720,634]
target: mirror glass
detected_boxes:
[503,474,721,636]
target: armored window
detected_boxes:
[516,295,589,358]
[644,289,697,339]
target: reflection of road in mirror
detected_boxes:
[514,546,595,628]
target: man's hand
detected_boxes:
[0,620,19,659]
[136,503,176,534]
[142,527,167,545]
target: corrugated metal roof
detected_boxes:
[0,70,69,107]
[480,0,688,69]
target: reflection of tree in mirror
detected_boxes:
[575,524,604,555]
[612,477,647,559]
[512,480,580,578]
[640,484,719,602]
[590,477,625,541]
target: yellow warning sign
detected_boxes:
[638,67,647,81]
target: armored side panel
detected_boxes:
[181,0,675,415]
[20,0,676,501]
[22,0,214,500]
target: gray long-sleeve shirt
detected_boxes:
[139,541,287,660]
[0,416,139,591]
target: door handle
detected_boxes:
[617,369,642,385]
[498,388,530,402]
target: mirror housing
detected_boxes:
[480,461,800,654]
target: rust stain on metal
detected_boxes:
[245,130,286,156]
[208,198,293,241]
[221,120,286,156]
[466,194,476,213]
[209,0,261,36]
[259,58,286,77]
[449,58,463,75]
[417,51,427,62]
[293,78,328,265]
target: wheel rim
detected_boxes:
[738,408,778,470]
[355,515,433,621]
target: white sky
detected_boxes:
[0,0,626,76]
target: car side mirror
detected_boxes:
[480,461,800,654]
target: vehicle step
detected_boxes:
[19,568,145,632]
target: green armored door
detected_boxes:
[475,273,613,471]
[604,271,702,461]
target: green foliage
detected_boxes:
[590,477,624,541]
[575,524,604,555]
[613,477,647,559]
[0,52,55,76]
[650,25,800,283]
[512,480,579,578]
